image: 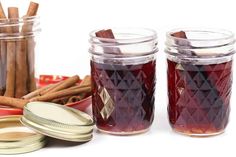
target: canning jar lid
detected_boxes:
[0,115,46,155]
[21,102,94,142]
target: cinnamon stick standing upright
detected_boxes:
[95,29,115,39]
[0,3,7,95]
[4,7,19,97]
[95,29,121,54]
[23,2,39,92]
[15,29,28,97]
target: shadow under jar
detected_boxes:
[165,29,235,136]
[89,28,157,135]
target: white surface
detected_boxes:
[1,0,236,156]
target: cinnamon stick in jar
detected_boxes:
[95,29,121,54]
[23,2,39,92]
[15,2,38,97]
[0,3,6,95]
[4,7,19,97]
[171,31,187,39]
[95,29,115,39]
[15,35,28,98]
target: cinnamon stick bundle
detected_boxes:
[40,75,80,95]
[50,76,91,104]
[0,75,92,108]
[0,2,39,98]
[27,75,90,104]
[30,86,91,102]
[22,82,59,100]
[23,75,80,100]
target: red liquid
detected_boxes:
[167,59,232,135]
[91,60,155,134]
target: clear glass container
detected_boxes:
[89,28,157,135]
[165,28,235,136]
[0,16,40,98]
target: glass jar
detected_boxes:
[0,15,40,98]
[89,28,157,135]
[165,28,235,136]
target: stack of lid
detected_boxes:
[0,102,94,154]
[0,115,46,154]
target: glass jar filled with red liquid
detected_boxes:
[165,29,235,136]
[89,28,157,135]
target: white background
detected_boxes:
[1,0,236,156]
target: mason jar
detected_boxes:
[0,15,40,98]
[89,28,157,135]
[165,28,235,136]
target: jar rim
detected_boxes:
[0,16,40,40]
[89,27,157,44]
[89,27,158,58]
[166,28,234,42]
[0,16,40,24]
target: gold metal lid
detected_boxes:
[0,115,46,155]
[21,102,94,142]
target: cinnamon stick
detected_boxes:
[79,75,91,87]
[0,3,6,95]
[171,31,187,38]
[26,2,38,20]
[67,75,91,103]
[95,29,121,54]
[24,2,39,92]
[23,75,81,100]
[0,96,29,109]
[51,96,71,104]
[22,83,58,100]
[30,86,91,102]
[40,75,80,95]
[0,2,6,19]
[77,75,91,100]
[15,38,28,98]
[96,29,115,39]
[171,31,194,56]
[67,96,83,103]
[4,7,19,97]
